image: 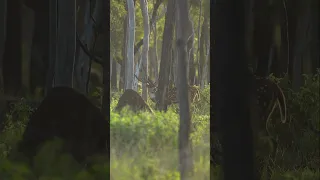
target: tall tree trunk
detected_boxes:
[125,0,135,90]
[156,0,175,111]
[75,0,104,94]
[120,15,128,91]
[21,4,35,94]
[187,19,195,85]
[54,0,76,87]
[291,0,317,91]
[46,0,57,95]
[3,0,22,96]
[101,0,109,159]
[152,47,159,81]
[173,48,178,87]
[74,1,94,93]
[213,0,255,179]
[133,48,142,91]
[153,0,159,82]
[196,0,202,87]
[28,0,49,96]
[0,0,6,90]
[270,0,289,77]
[134,0,163,55]
[176,0,193,178]
[207,41,210,83]
[199,15,207,89]
[287,0,298,84]
[140,0,150,101]
[253,0,273,77]
[244,0,254,68]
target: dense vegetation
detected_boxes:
[0,72,319,179]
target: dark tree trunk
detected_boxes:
[0,0,7,90]
[291,0,318,91]
[46,0,57,95]
[156,0,175,111]
[2,0,22,96]
[269,0,289,77]
[101,0,110,122]
[212,0,255,179]
[54,0,76,87]
[253,0,273,77]
[287,0,298,84]
[27,0,49,96]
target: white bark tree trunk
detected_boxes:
[125,0,135,90]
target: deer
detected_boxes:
[135,75,201,106]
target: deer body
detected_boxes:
[148,85,201,105]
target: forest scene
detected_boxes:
[0,0,318,180]
[109,0,210,179]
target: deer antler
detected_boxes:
[134,74,157,89]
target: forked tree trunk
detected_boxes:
[156,0,175,111]
[134,0,162,55]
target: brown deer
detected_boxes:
[137,76,201,106]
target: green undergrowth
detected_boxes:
[0,70,319,179]
[109,85,210,179]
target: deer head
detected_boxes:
[135,74,158,102]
